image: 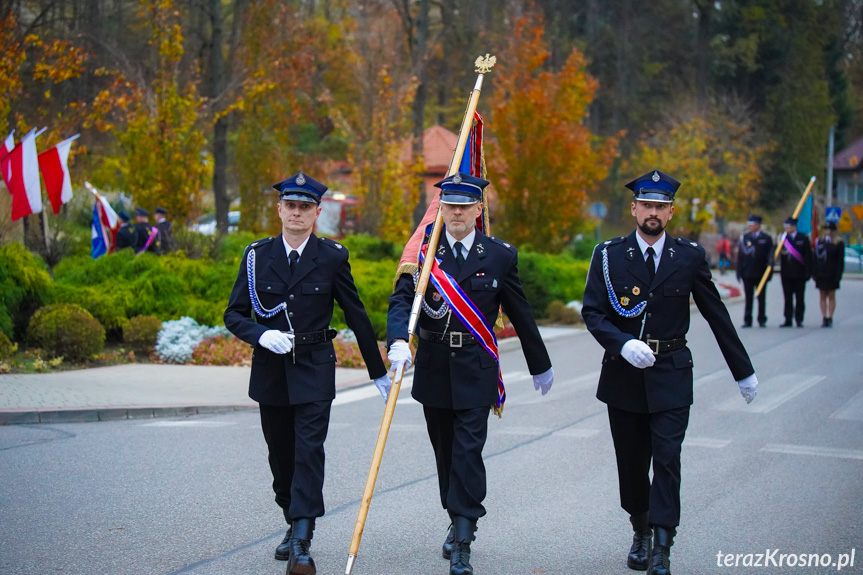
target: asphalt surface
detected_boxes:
[1,275,861,575]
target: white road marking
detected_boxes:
[143,420,237,427]
[761,443,863,461]
[830,390,863,421]
[684,436,731,448]
[715,375,825,413]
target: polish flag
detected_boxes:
[0,131,13,184]
[4,129,43,221]
[38,134,79,214]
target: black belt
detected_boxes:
[293,329,337,345]
[418,327,478,347]
[642,337,687,354]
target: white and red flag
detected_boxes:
[0,131,13,182]
[2,129,43,221]
[38,134,79,214]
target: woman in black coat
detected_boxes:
[813,222,845,327]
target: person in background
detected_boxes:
[114,210,137,251]
[154,206,176,254]
[813,222,844,327]
[715,232,731,275]
[132,207,160,254]
[736,215,774,328]
[778,217,812,328]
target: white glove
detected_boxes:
[258,330,294,354]
[387,340,413,373]
[373,374,392,403]
[620,339,656,369]
[737,373,758,404]
[533,367,554,395]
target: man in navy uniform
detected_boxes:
[581,170,758,575]
[132,207,160,254]
[224,172,388,575]
[778,217,813,327]
[154,206,176,254]
[736,214,774,327]
[386,173,554,575]
[114,210,137,251]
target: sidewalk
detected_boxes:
[0,327,582,425]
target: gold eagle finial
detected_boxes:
[474,54,497,74]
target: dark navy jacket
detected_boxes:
[582,231,754,413]
[736,231,774,280]
[387,231,551,410]
[224,234,386,406]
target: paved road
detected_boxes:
[1,278,861,574]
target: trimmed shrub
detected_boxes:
[191,334,252,366]
[545,300,582,325]
[0,331,17,359]
[517,252,589,318]
[27,303,105,361]
[331,258,399,339]
[0,243,52,339]
[123,315,162,355]
[155,317,230,364]
[338,234,400,261]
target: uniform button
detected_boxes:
[647,313,653,318]
[315,287,319,292]
[289,294,295,300]
[288,312,294,318]
[649,292,654,298]
[266,286,272,290]
[645,334,651,339]
[451,351,456,358]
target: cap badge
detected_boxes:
[632,286,641,295]
[296,173,306,186]
[452,173,462,184]
[651,171,660,182]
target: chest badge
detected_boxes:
[620,296,630,306]
[432,292,442,302]
[632,286,641,296]
[746,240,752,247]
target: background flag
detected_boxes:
[38,134,79,214]
[4,129,43,221]
[89,183,118,258]
[0,131,13,182]
[797,194,814,235]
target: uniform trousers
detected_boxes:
[607,404,690,530]
[259,401,332,522]
[781,277,807,324]
[423,405,490,521]
[742,278,767,325]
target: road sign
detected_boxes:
[825,206,842,223]
[589,202,607,219]
[838,211,853,232]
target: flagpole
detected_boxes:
[344,54,496,575]
[755,176,816,297]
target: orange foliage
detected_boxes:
[488,14,620,253]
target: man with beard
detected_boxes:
[581,170,758,575]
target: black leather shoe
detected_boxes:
[780,321,793,327]
[627,529,652,570]
[741,322,752,328]
[442,523,455,559]
[275,527,292,561]
[646,527,674,575]
[449,541,473,575]
[759,322,767,328]
[287,519,316,575]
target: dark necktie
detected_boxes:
[288,250,300,275]
[454,241,466,269]
[645,246,656,280]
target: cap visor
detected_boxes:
[280,192,319,204]
[440,193,481,205]
[634,191,673,203]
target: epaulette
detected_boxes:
[600,236,627,248]
[319,236,347,254]
[489,236,516,251]
[247,236,275,251]
[675,236,702,250]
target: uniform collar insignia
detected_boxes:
[668,247,676,259]
[437,243,447,256]
[476,242,485,254]
[626,246,635,259]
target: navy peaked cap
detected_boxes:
[747,214,763,224]
[272,171,328,204]
[118,210,130,222]
[625,169,681,203]
[134,207,149,217]
[435,172,490,205]
[155,206,167,215]
[784,217,797,226]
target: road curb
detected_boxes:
[0,405,257,426]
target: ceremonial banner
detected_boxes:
[91,192,118,258]
[38,134,79,214]
[0,131,13,183]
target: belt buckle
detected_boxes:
[449,332,462,348]
[646,338,660,355]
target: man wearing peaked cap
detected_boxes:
[132,207,160,254]
[581,169,758,575]
[154,206,176,254]
[387,171,553,575]
[778,216,812,327]
[224,171,388,574]
[115,210,137,251]
[736,214,774,328]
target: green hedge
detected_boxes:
[2,236,590,345]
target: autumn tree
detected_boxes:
[488,14,619,253]
[627,103,770,236]
[114,0,210,223]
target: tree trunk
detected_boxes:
[408,0,431,228]
[694,0,711,111]
[209,0,230,235]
